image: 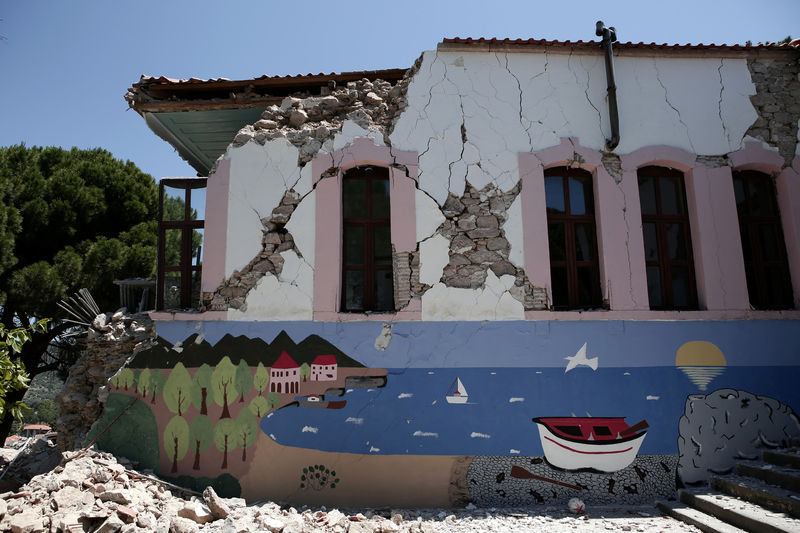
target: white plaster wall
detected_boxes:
[504,194,524,268]
[419,233,449,285]
[225,139,304,278]
[285,190,316,269]
[422,271,524,321]
[415,189,445,242]
[390,50,758,205]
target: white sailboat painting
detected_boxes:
[446,377,469,404]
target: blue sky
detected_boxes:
[1,1,797,182]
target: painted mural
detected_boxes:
[88,319,800,506]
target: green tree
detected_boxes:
[0,145,158,442]
[137,368,151,399]
[164,415,190,473]
[31,398,58,426]
[148,369,166,404]
[191,363,212,415]
[266,391,280,410]
[234,359,252,403]
[211,357,237,419]
[0,322,46,422]
[163,362,192,416]
[235,408,258,462]
[213,418,237,469]
[249,396,269,418]
[299,362,310,382]
[188,414,214,471]
[116,368,135,391]
[253,362,269,396]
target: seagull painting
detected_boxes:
[564,342,599,373]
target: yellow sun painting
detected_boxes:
[676,340,727,391]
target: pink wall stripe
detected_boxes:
[201,158,230,294]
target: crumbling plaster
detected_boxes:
[198,46,799,321]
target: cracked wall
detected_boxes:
[200,46,799,321]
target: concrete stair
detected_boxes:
[657,444,800,533]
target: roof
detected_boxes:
[127,68,408,176]
[272,351,299,369]
[312,355,337,366]
[23,424,51,431]
[440,37,800,53]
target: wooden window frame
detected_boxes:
[733,170,793,310]
[157,178,206,310]
[544,167,603,310]
[340,166,393,312]
[637,167,697,310]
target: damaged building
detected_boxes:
[99,35,800,507]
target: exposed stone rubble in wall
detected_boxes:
[694,155,730,168]
[55,311,156,452]
[431,183,540,310]
[204,190,301,311]
[746,56,800,166]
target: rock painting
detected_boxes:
[677,388,800,484]
[675,340,727,391]
[531,417,649,472]
[300,465,340,491]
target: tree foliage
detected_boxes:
[213,418,237,469]
[0,145,158,442]
[249,396,269,418]
[253,362,269,396]
[0,321,47,422]
[234,359,252,403]
[148,370,166,404]
[164,415,189,473]
[191,363,212,415]
[163,362,192,416]
[211,357,237,419]
[235,408,258,461]
[188,414,213,470]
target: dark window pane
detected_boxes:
[374,226,392,263]
[764,267,792,308]
[370,178,391,218]
[749,178,779,216]
[548,222,566,261]
[574,223,595,262]
[568,176,593,215]
[734,177,746,213]
[374,270,394,311]
[192,229,204,266]
[671,266,690,308]
[759,224,781,261]
[646,266,662,308]
[344,226,364,265]
[545,176,565,214]
[551,266,568,308]
[666,223,688,261]
[555,425,583,437]
[638,176,657,215]
[163,274,181,309]
[343,179,366,218]
[343,270,364,311]
[593,426,612,436]
[661,176,682,214]
[576,267,599,307]
[643,223,658,261]
[740,224,752,261]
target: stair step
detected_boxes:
[679,489,800,533]
[711,474,800,518]
[737,461,800,493]
[764,450,800,470]
[656,500,747,533]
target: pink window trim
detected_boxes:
[312,138,421,321]
[200,157,230,296]
[519,138,637,311]
[730,141,800,308]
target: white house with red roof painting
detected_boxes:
[310,355,338,381]
[270,351,300,394]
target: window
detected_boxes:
[157,178,206,310]
[544,167,602,310]
[733,170,793,309]
[637,167,697,309]
[341,166,394,312]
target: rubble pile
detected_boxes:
[56,311,156,451]
[0,448,692,533]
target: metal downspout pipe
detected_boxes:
[596,21,620,151]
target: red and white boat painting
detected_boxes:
[445,377,468,404]
[532,417,649,472]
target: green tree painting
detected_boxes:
[163,362,192,416]
[188,414,213,471]
[214,418,237,469]
[235,408,258,462]
[249,396,269,417]
[253,362,269,396]
[211,357,237,419]
[137,368,151,399]
[266,391,280,410]
[299,362,310,382]
[116,368,135,391]
[148,369,166,404]
[191,363,212,415]
[164,415,189,473]
[234,359,252,403]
